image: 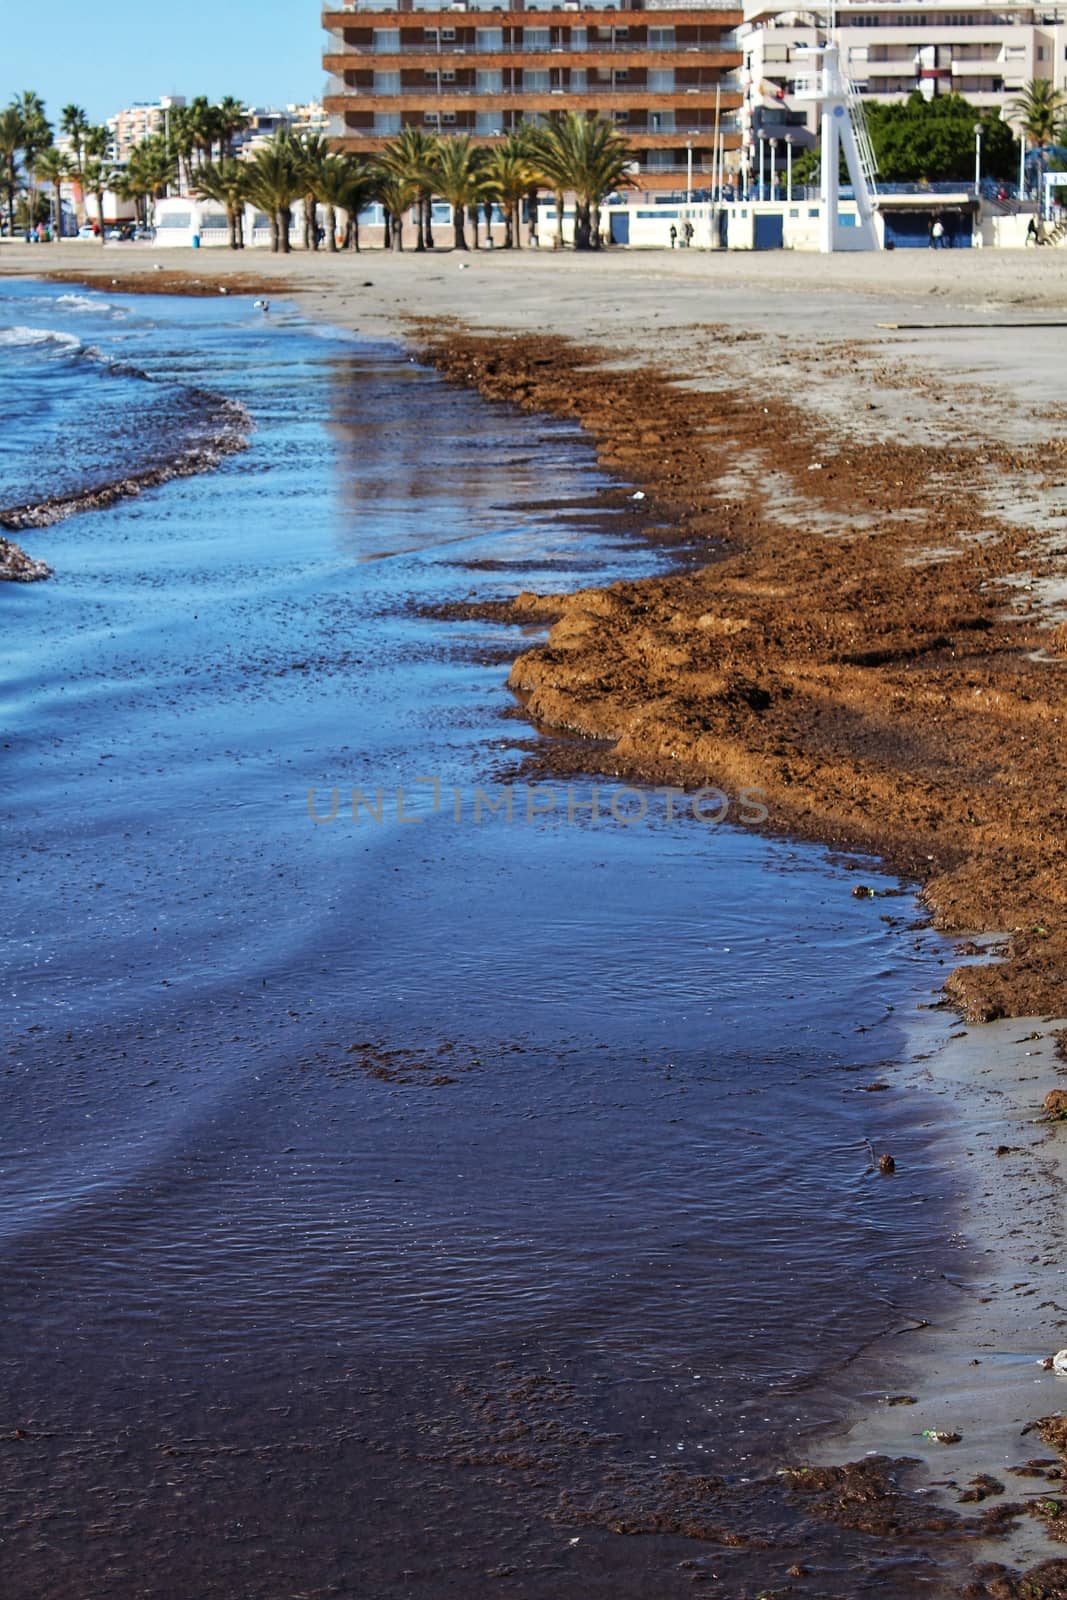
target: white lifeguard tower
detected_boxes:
[792,44,881,252]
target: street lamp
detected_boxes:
[974,120,982,196]
[686,139,693,209]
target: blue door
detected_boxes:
[610,211,629,245]
[754,213,784,250]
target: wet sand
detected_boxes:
[6,241,1067,1590]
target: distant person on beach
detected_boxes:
[1027,215,1040,244]
[931,218,944,248]
[684,220,694,247]
[669,223,678,249]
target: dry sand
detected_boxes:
[6,238,1067,1588]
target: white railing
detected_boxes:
[846,75,879,193]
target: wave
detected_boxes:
[0,390,253,533]
[56,293,113,313]
[0,324,82,352]
[0,325,255,538]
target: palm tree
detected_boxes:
[0,108,21,236]
[214,97,249,159]
[244,132,302,252]
[312,152,370,252]
[339,162,380,252]
[1010,80,1067,197]
[193,158,249,249]
[12,93,51,222]
[381,127,440,250]
[36,146,70,239]
[531,113,634,249]
[83,124,113,243]
[60,104,90,176]
[121,134,177,228]
[431,135,491,250]
[169,105,196,196]
[482,134,536,249]
[294,131,331,249]
[375,170,417,250]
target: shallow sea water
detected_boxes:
[1,279,970,1597]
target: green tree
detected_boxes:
[865,92,1017,182]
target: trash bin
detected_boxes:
[192,234,200,250]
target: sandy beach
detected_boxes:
[6,239,1067,1593]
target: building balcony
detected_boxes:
[324,86,739,109]
[325,6,744,28]
[325,43,740,64]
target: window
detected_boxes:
[374,71,401,93]
[523,27,550,48]
[441,110,457,123]
[613,108,629,121]
[476,68,503,89]
[648,26,675,47]
[476,27,503,49]
[648,69,674,90]
[423,28,438,41]
[523,68,550,88]
[570,27,586,48]
[570,67,586,88]
[373,28,400,51]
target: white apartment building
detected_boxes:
[106,97,186,161]
[739,0,1067,145]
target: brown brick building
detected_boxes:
[323,4,742,190]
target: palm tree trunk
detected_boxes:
[424,191,435,249]
[53,180,63,241]
[591,200,602,249]
[503,201,513,249]
[453,205,466,249]
[415,193,426,251]
[384,211,392,250]
[471,206,480,250]
[96,187,106,243]
[483,199,493,245]
[393,210,403,250]
[327,203,338,251]
[554,188,564,249]
[269,214,279,253]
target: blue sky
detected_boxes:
[1,0,324,127]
